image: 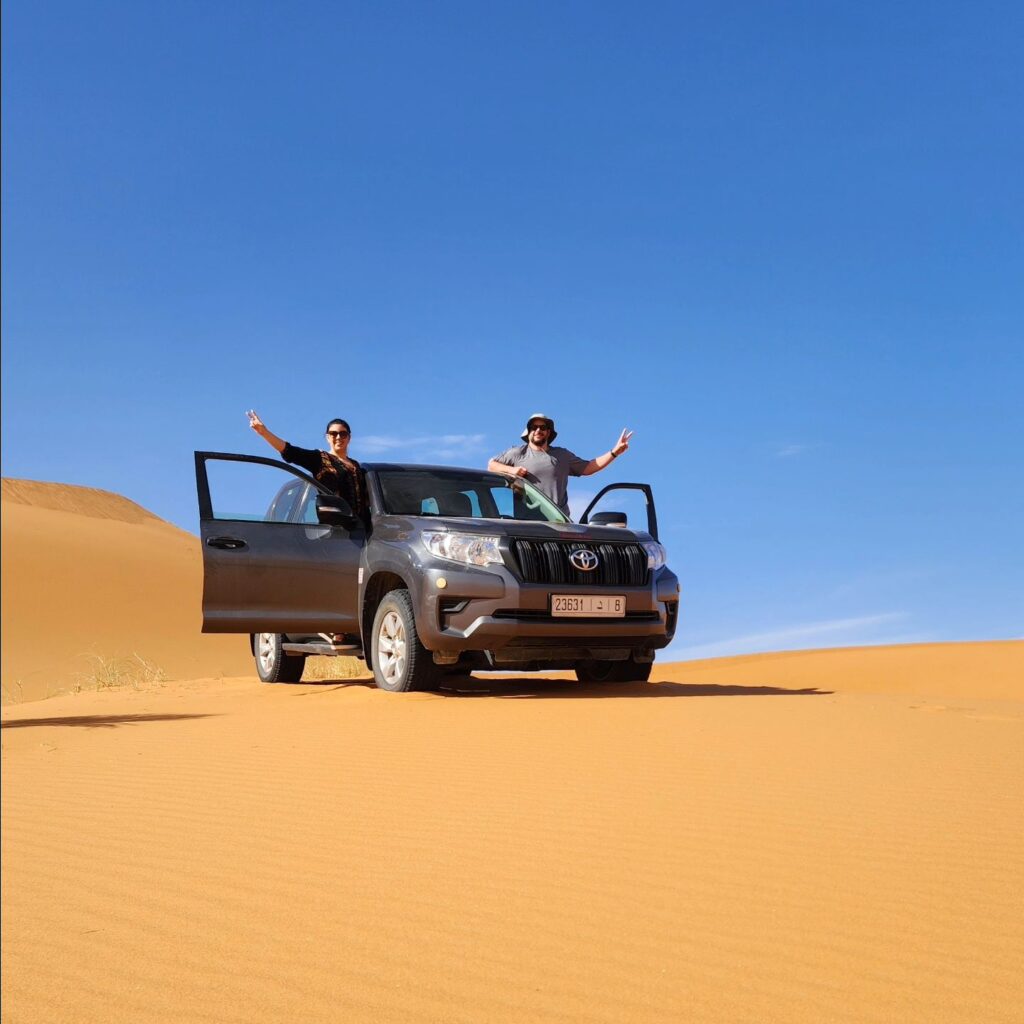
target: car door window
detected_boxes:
[582,488,649,531]
[267,480,304,522]
[206,460,312,522]
[296,486,323,524]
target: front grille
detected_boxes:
[508,539,650,587]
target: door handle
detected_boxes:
[206,536,248,550]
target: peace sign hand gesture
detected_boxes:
[246,410,264,432]
[612,428,633,456]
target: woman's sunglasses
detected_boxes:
[327,430,350,439]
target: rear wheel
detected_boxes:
[254,632,306,683]
[575,660,653,684]
[371,590,439,692]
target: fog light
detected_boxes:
[436,577,448,589]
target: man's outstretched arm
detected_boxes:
[581,428,633,476]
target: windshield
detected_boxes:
[376,469,569,523]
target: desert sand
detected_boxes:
[2,480,1022,1022]
[2,479,251,704]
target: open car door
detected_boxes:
[195,452,365,633]
[579,482,659,540]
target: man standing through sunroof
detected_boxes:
[487,413,633,518]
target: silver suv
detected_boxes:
[196,453,680,691]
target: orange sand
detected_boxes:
[659,639,1024,701]
[2,479,250,703]
[2,479,1022,1022]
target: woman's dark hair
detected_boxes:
[325,418,351,434]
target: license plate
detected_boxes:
[551,594,626,617]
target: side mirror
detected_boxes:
[590,511,628,527]
[316,494,357,528]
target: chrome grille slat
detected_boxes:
[509,539,650,587]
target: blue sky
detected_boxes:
[3,0,1022,657]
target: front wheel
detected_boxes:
[371,590,439,692]
[254,632,306,683]
[575,660,653,684]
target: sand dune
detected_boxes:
[3,478,1022,1022]
[2,478,168,523]
[1,479,250,703]
[2,658,1022,1023]
[659,639,1023,701]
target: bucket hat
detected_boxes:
[521,413,557,442]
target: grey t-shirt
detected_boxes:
[491,444,590,515]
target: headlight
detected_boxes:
[422,531,504,567]
[642,540,667,570]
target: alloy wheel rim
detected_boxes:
[377,611,407,685]
[257,633,275,673]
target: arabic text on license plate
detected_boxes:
[551,595,626,617]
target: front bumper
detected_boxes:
[413,563,680,663]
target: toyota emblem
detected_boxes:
[569,548,599,571]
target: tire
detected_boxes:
[575,660,653,684]
[254,632,306,683]
[371,589,439,692]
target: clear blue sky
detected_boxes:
[3,1,1022,657]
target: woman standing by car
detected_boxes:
[246,410,368,647]
[246,410,369,519]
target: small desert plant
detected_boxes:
[1,678,25,705]
[77,653,168,692]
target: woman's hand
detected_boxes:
[246,410,287,453]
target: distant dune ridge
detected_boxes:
[2,477,1022,1022]
[1,478,166,523]
[1,478,250,702]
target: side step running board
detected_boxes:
[282,642,363,657]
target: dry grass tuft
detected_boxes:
[302,656,370,682]
[75,653,168,693]
[1,679,26,704]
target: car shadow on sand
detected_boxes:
[435,678,832,698]
[288,677,832,698]
[0,713,216,730]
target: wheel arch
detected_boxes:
[361,570,411,671]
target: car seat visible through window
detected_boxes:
[435,492,474,517]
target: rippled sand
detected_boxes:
[3,642,1022,1024]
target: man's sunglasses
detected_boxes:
[529,424,550,432]
[327,430,350,439]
